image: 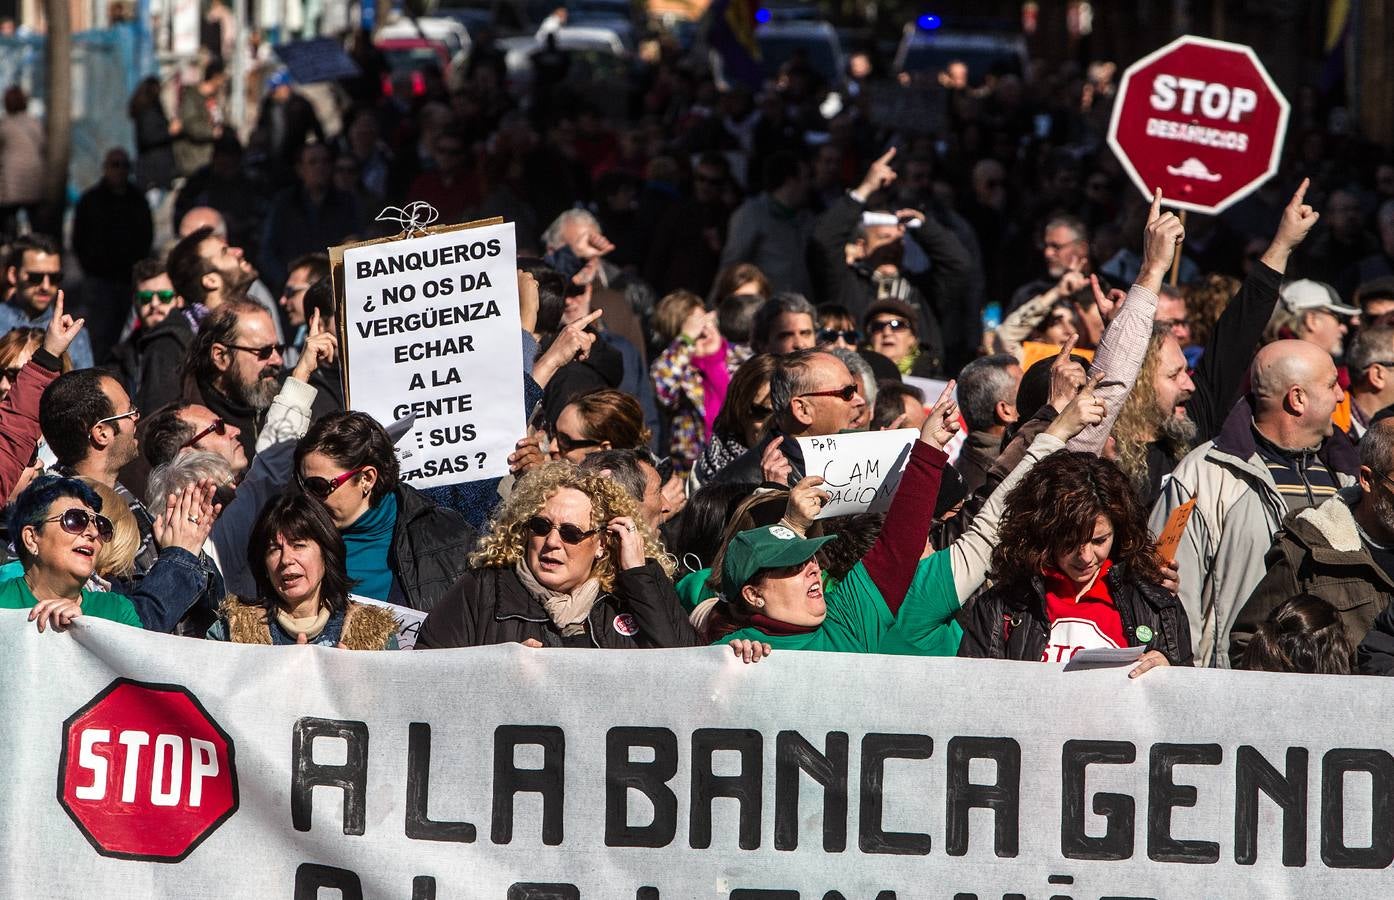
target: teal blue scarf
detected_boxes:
[342,492,398,600]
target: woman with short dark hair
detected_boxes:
[209,493,397,648]
[295,411,476,611]
[959,451,1192,676]
[1243,594,1353,674]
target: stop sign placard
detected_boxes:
[58,678,238,862]
[1107,35,1290,215]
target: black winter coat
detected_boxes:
[389,484,477,614]
[958,565,1194,666]
[416,561,702,649]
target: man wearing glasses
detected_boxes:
[1343,325,1394,440]
[184,299,289,463]
[38,368,157,578]
[0,234,94,368]
[711,348,866,487]
[106,259,191,414]
[1231,418,1394,669]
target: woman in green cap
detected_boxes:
[705,374,1109,656]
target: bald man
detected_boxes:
[1150,339,1360,668]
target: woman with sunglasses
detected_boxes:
[208,492,398,649]
[417,461,703,650]
[0,475,141,631]
[650,291,751,476]
[550,389,652,464]
[690,354,778,490]
[295,411,476,612]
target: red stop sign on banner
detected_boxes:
[58,679,238,862]
[1107,35,1290,215]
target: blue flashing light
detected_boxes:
[755,7,772,24]
[917,13,942,30]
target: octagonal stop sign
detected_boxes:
[58,678,238,862]
[1107,35,1290,215]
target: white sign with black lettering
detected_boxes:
[347,595,427,650]
[797,428,917,518]
[341,223,522,489]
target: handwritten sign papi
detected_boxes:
[340,221,523,489]
[797,428,917,519]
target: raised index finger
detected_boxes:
[877,146,897,167]
[931,379,957,408]
[1290,176,1310,208]
[308,308,322,337]
[1054,333,1079,362]
[1148,187,1163,223]
[575,308,604,329]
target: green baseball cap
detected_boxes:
[721,525,836,598]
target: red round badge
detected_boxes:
[613,613,639,637]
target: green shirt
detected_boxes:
[715,550,961,655]
[0,575,142,628]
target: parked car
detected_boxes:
[892,20,1027,86]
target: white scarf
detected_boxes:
[514,561,602,637]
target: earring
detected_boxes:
[362,488,369,497]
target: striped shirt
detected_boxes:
[1251,427,1340,514]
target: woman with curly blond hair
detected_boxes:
[417,462,703,649]
[958,451,1193,677]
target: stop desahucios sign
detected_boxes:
[1107,34,1290,215]
[58,678,238,862]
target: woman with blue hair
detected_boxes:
[0,475,141,631]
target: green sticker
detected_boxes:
[1135,625,1154,643]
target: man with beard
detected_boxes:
[1232,418,1394,667]
[166,225,258,314]
[39,368,157,577]
[1108,324,1198,502]
[180,299,284,463]
[811,148,972,375]
[0,235,95,368]
[176,208,286,343]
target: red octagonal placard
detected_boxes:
[57,678,238,862]
[1107,35,1290,215]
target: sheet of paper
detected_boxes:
[796,429,917,518]
[1062,646,1146,672]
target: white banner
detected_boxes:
[3,610,1393,898]
[341,222,524,489]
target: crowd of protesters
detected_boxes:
[6,17,1394,679]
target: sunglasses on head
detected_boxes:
[41,508,113,543]
[526,515,597,545]
[798,383,859,402]
[222,342,284,361]
[868,318,911,334]
[94,407,140,428]
[181,418,227,449]
[136,289,176,306]
[818,328,862,344]
[23,271,62,288]
[298,466,365,500]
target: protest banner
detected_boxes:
[334,217,523,489]
[5,611,1394,898]
[797,429,916,518]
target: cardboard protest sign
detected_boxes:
[797,429,917,518]
[334,218,523,489]
[1154,497,1196,563]
[348,595,427,650]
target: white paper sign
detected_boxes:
[347,594,427,650]
[797,428,917,518]
[341,223,524,489]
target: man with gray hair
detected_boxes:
[1344,324,1394,438]
[578,449,670,533]
[826,346,876,431]
[711,348,866,486]
[751,292,817,355]
[1234,418,1394,668]
[953,353,1021,493]
[1150,339,1359,666]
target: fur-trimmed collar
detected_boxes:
[218,597,398,650]
[1292,486,1363,553]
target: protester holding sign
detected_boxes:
[417,462,700,650]
[959,451,1192,675]
[295,412,476,612]
[209,493,398,649]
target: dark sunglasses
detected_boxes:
[553,431,602,455]
[181,418,227,449]
[298,466,365,500]
[41,508,113,543]
[0,366,20,382]
[136,289,176,306]
[223,342,284,361]
[749,402,773,419]
[818,328,862,344]
[868,318,911,334]
[798,383,859,402]
[526,515,597,545]
[23,271,62,288]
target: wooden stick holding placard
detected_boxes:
[1168,210,1188,287]
[326,208,505,408]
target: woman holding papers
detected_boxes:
[208,493,398,649]
[957,452,1192,675]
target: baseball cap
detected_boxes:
[1280,279,1359,317]
[720,525,836,599]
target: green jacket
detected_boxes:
[0,575,142,627]
[712,550,961,655]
